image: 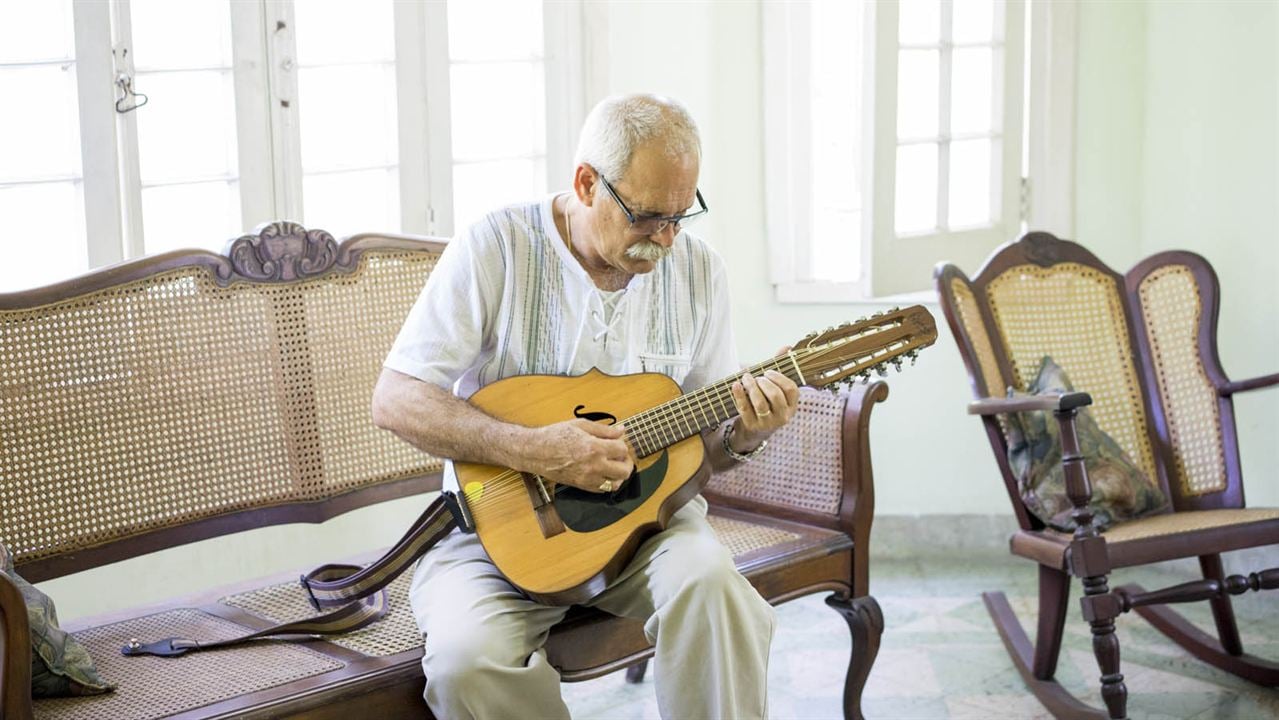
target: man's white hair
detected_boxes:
[573,94,701,182]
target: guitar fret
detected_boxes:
[693,388,712,430]
[676,398,693,437]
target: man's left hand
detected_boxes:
[728,346,800,450]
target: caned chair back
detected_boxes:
[0,224,445,581]
[935,232,1243,531]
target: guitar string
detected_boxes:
[459,358,795,511]
[460,351,818,512]
[459,334,909,512]
[457,338,900,512]
[459,355,803,511]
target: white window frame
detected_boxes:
[10,0,584,285]
[765,0,1070,303]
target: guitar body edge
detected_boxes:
[525,458,709,605]
[457,369,711,606]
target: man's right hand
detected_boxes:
[530,419,634,493]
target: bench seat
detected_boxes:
[33,509,853,720]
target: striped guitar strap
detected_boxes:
[122,491,472,658]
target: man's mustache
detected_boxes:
[625,241,671,262]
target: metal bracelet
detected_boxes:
[722,419,768,462]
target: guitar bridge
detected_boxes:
[522,473,566,538]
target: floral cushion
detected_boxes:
[0,542,114,697]
[1005,356,1169,532]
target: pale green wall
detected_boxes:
[1134,0,1279,506]
[1075,0,1278,512]
[39,0,1279,621]
[1075,0,1147,269]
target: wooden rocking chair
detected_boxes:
[934,231,1279,719]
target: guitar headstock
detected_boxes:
[790,305,937,390]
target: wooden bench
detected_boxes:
[0,221,888,720]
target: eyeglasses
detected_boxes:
[598,176,708,235]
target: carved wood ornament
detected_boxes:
[224,221,340,281]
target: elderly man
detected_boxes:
[371,93,798,719]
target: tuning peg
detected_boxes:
[874,364,888,377]
[890,357,903,372]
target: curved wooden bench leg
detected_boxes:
[825,593,883,720]
[625,660,649,684]
[1120,583,1279,687]
[983,591,1109,720]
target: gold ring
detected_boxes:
[757,409,772,417]
[599,480,613,493]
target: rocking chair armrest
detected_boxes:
[967,392,1093,416]
[1218,372,1279,396]
[0,572,34,720]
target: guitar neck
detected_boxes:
[624,354,806,457]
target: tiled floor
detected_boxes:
[561,552,1279,719]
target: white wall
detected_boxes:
[39,0,1279,621]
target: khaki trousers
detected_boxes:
[409,496,776,720]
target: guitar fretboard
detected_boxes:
[622,355,804,457]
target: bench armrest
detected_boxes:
[1,572,33,720]
[1218,372,1279,396]
[968,392,1092,416]
[705,381,889,535]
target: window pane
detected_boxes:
[810,0,864,282]
[811,209,862,282]
[951,47,994,135]
[952,0,996,44]
[452,159,544,229]
[294,0,395,66]
[448,0,542,62]
[0,183,87,291]
[130,0,232,70]
[450,62,546,162]
[302,169,400,237]
[897,50,939,139]
[0,0,74,63]
[0,65,81,182]
[135,70,239,184]
[142,181,240,254]
[899,0,940,44]
[298,64,399,171]
[948,138,993,228]
[895,143,938,235]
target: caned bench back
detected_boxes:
[0,223,445,581]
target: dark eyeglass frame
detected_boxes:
[598,175,708,235]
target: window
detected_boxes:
[127,0,242,254]
[0,0,581,292]
[294,0,400,240]
[447,0,549,228]
[0,0,88,290]
[766,0,1028,300]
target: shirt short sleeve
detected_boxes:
[383,224,497,391]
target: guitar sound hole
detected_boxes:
[554,450,669,532]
